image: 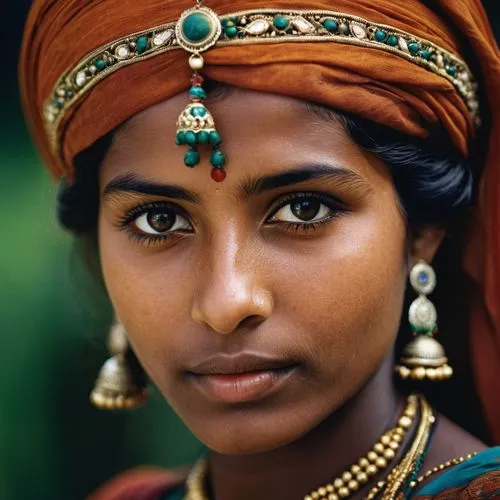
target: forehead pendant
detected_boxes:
[175,1,226,182]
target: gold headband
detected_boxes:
[44,6,480,179]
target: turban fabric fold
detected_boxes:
[19,0,500,441]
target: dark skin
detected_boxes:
[98,88,485,499]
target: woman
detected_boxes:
[20,0,500,498]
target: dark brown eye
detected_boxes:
[134,208,191,235]
[147,211,175,233]
[290,199,321,221]
[272,197,331,223]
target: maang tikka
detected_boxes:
[175,0,227,182]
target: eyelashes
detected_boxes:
[115,192,348,247]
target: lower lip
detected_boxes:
[191,367,295,404]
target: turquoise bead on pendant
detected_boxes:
[184,148,200,167]
[182,12,213,43]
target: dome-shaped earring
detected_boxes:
[395,261,453,381]
[90,321,149,409]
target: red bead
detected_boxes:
[190,74,204,86]
[211,168,226,182]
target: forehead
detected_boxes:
[99,87,390,190]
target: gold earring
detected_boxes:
[90,321,149,409]
[395,261,453,381]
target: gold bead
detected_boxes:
[375,457,387,468]
[341,472,352,483]
[328,495,339,500]
[412,367,427,380]
[398,416,412,429]
[443,365,453,378]
[356,472,368,484]
[326,484,334,493]
[389,440,400,450]
[367,451,379,462]
[350,464,361,475]
[334,479,344,489]
[318,487,327,496]
[404,406,416,418]
[311,492,319,499]
[426,368,437,380]
[395,427,405,435]
[359,458,370,468]
[366,464,378,476]
[397,365,410,379]
[305,496,313,500]
[338,487,350,498]
[347,480,359,491]
[374,443,385,454]
[380,435,391,445]
[384,448,396,460]
[391,434,402,443]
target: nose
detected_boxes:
[191,232,273,335]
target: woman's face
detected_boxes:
[98,88,409,454]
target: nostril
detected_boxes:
[237,314,267,331]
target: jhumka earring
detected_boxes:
[395,261,453,381]
[90,321,149,410]
[175,1,227,182]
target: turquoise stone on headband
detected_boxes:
[95,59,107,71]
[375,30,387,42]
[135,36,148,54]
[323,19,339,33]
[273,15,290,31]
[387,35,398,46]
[182,12,213,42]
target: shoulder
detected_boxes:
[87,467,187,500]
[413,447,500,498]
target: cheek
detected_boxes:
[98,217,190,370]
[270,201,407,379]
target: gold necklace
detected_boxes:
[366,394,434,499]
[184,394,421,500]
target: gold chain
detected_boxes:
[366,396,435,499]
[410,452,477,490]
[184,395,421,500]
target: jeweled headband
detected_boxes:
[43,2,480,182]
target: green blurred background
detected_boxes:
[1,2,499,500]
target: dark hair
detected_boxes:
[57,109,474,234]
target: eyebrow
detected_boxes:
[103,164,369,203]
[103,173,200,203]
[239,163,370,199]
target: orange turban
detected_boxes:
[19,0,500,441]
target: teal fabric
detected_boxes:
[417,446,500,495]
[163,484,186,500]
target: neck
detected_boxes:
[209,355,402,500]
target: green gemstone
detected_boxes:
[197,130,210,144]
[65,89,74,98]
[273,15,289,31]
[411,323,436,335]
[189,86,207,100]
[182,12,213,42]
[175,131,186,145]
[323,19,338,33]
[446,65,457,77]
[184,148,200,168]
[184,131,197,146]
[209,131,222,146]
[190,106,207,118]
[225,26,238,38]
[95,59,107,71]
[375,30,387,42]
[419,49,431,60]
[387,35,398,46]
[408,42,420,55]
[135,36,148,54]
[211,150,226,168]
[54,100,63,109]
